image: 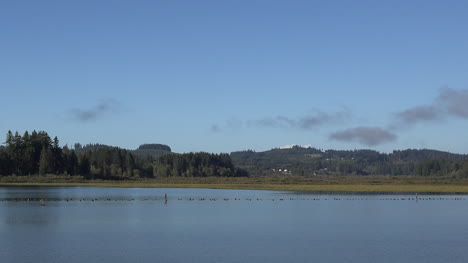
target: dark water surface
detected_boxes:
[1,187,468,263]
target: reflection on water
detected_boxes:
[1,187,468,263]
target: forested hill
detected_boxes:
[73,143,171,159]
[0,131,246,179]
[230,146,468,177]
[137,144,171,152]
[132,144,171,159]
[389,149,466,162]
[2,130,468,178]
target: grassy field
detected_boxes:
[2,175,468,193]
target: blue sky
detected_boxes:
[1,0,468,153]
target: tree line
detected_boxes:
[3,131,467,178]
[153,152,248,177]
[230,146,468,177]
[0,130,247,179]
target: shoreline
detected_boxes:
[2,180,468,193]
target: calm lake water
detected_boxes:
[1,187,468,263]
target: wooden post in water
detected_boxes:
[164,193,168,204]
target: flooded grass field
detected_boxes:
[1,187,468,263]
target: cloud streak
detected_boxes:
[329,127,397,146]
[329,88,468,147]
[210,124,222,133]
[68,99,120,122]
[247,109,351,130]
[437,88,468,118]
[210,88,468,147]
[393,88,468,127]
[395,105,441,124]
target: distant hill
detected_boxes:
[388,149,466,162]
[137,144,171,152]
[2,129,468,178]
[72,143,172,160]
[73,143,118,153]
[0,130,248,178]
[132,144,172,159]
[231,146,468,177]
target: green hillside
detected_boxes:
[132,144,172,159]
[231,146,468,177]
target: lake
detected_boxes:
[1,187,467,263]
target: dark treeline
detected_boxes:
[231,146,468,177]
[3,131,468,178]
[154,153,248,178]
[138,144,171,152]
[132,143,172,159]
[0,131,247,179]
[73,143,114,153]
[0,130,81,176]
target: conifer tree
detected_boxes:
[78,155,91,175]
[39,147,51,175]
[125,152,136,177]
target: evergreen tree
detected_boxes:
[0,148,11,175]
[125,152,136,177]
[51,136,63,174]
[68,150,79,175]
[78,155,91,176]
[39,147,52,175]
[5,130,13,146]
